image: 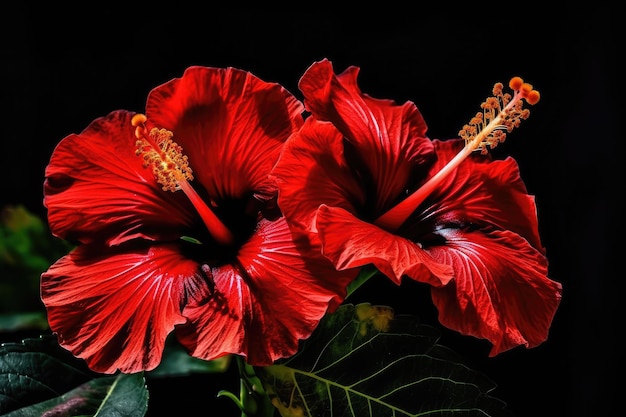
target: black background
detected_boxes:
[2,3,621,416]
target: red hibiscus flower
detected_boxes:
[272,59,562,356]
[41,66,355,374]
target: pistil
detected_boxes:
[132,114,234,245]
[374,77,540,232]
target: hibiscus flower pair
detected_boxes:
[41,59,562,374]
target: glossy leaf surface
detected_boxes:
[260,303,513,417]
[0,335,148,417]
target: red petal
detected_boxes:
[298,59,435,212]
[175,265,248,361]
[426,228,562,355]
[44,110,197,246]
[40,243,211,374]
[146,66,305,201]
[315,204,453,286]
[177,217,357,365]
[411,139,544,252]
[272,118,366,233]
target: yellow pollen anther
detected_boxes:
[133,116,194,192]
[374,76,540,231]
[457,76,537,154]
[132,113,234,246]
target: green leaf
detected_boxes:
[0,335,95,413]
[2,373,148,417]
[0,312,48,334]
[0,205,73,314]
[345,265,379,298]
[259,303,513,417]
[147,339,232,378]
[0,335,148,417]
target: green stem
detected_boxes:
[217,355,275,416]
